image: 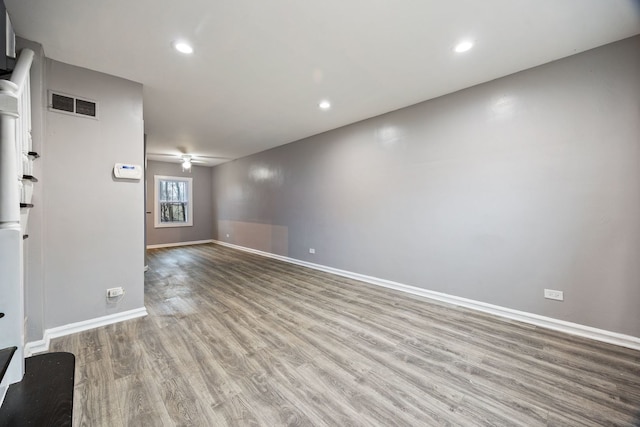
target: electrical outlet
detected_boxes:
[309,248,315,254]
[544,289,563,301]
[226,234,230,238]
[107,287,124,298]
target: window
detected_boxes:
[154,175,193,227]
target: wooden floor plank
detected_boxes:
[46,243,640,426]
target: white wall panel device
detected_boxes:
[114,163,142,180]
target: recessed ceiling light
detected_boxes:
[319,100,331,110]
[454,40,474,53]
[173,41,194,54]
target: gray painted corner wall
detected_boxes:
[212,36,640,337]
[145,160,213,246]
[44,59,145,328]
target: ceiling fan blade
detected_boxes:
[146,152,177,158]
[147,152,231,159]
[146,152,233,166]
[193,155,233,160]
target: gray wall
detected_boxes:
[212,36,640,337]
[146,160,213,246]
[43,59,145,328]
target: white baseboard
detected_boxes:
[25,338,48,357]
[212,240,640,351]
[146,239,213,249]
[24,307,148,356]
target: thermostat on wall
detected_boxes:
[114,163,142,180]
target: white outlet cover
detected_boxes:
[309,248,315,254]
[544,289,564,301]
[107,287,124,298]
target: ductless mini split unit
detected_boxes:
[48,91,98,119]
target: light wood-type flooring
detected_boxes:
[50,243,640,426]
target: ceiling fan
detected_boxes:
[146,152,232,169]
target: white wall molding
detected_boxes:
[23,338,48,357]
[146,239,213,249]
[213,240,640,351]
[24,307,147,356]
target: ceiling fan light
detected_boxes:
[181,155,192,171]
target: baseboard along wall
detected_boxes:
[25,307,147,356]
[212,240,640,351]
[146,239,214,249]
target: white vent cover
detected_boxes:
[48,91,98,119]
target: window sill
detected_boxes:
[154,223,194,228]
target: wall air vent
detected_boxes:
[49,90,98,119]
[75,98,96,117]
[51,93,74,112]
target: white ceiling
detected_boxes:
[6,0,640,166]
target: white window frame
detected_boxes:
[154,175,193,228]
